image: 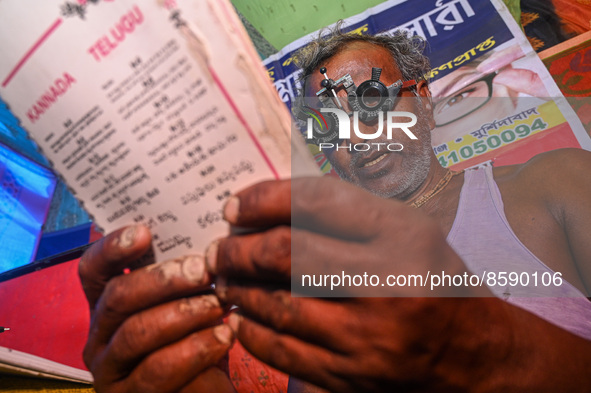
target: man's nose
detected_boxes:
[347,115,383,146]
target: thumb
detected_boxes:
[79,225,152,309]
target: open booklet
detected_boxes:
[0,0,316,382]
[0,0,316,261]
[0,346,92,383]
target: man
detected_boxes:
[79,30,591,392]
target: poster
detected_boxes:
[263,0,591,172]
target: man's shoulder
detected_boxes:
[519,147,591,171]
[492,148,591,204]
[492,148,590,183]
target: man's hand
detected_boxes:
[208,177,591,392]
[79,226,236,393]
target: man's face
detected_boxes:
[304,42,435,200]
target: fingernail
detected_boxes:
[181,255,208,284]
[223,196,239,223]
[205,239,219,274]
[118,225,139,248]
[215,276,228,302]
[146,255,207,284]
[179,295,220,315]
[228,313,242,334]
[213,324,234,345]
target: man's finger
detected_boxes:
[100,325,234,393]
[226,177,413,240]
[229,314,351,393]
[208,226,291,280]
[79,225,152,309]
[100,294,226,378]
[223,179,291,227]
[86,255,213,356]
[210,227,376,288]
[179,367,236,393]
[291,177,412,239]
[223,286,362,354]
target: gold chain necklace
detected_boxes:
[410,170,464,209]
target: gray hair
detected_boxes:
[295,25,431,86]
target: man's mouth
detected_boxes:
[352,146,402,180]
[361,153,388,168]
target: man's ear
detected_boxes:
[416,80,435,129]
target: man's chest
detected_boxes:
[475,181,585,293]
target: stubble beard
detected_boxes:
[333,112,433,200]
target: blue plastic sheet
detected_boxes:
[0,142,56,273]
